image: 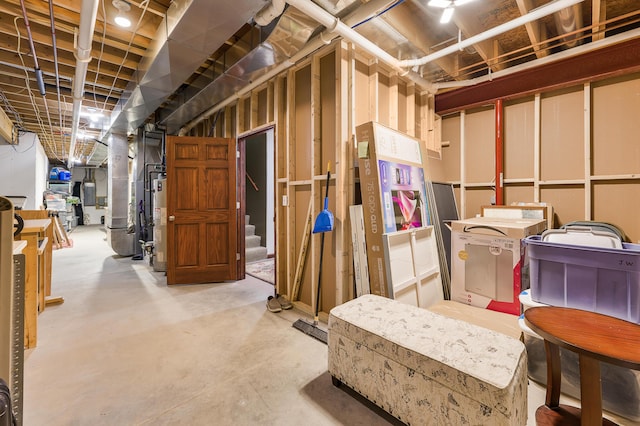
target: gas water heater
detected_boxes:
[152,177,167,272]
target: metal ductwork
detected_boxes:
[106,133,135,256]
[104,0,268,138]
[170,0,438,135]
[159,6,320,134]
[554,4,583,49]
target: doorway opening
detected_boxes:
[241,128,275,285]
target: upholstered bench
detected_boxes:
[327,294,528,425]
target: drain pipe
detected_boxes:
[399,0,584,68]
[67,0,100,168]
[285,0,407,76]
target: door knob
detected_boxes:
[168,215,175,222]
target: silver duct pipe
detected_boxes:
[106,133,135,256]
[67,0,100,168]
[554,4,583,48]
[398,0,584,68]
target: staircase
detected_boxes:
[246,214,268,263]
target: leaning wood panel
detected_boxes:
[540,87,584,181]
[593,181,640,243]
[464,107,495,184]
[592,74,640,176]
[504,98,535,180]
[294,186,313,309]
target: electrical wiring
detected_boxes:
[12,16,64,162]
[98,0,152,115]
[351,0,405,29]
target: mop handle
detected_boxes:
[315,165,331,323]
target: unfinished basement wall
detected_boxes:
[438,71,640,242]
[189,40,437,314]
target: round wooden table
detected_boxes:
[524,306,640,426]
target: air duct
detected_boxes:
[104,0,267,139]
[106,133,135,256]
[554,4,583,48]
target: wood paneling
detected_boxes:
[464,107,495,184]
[540,186,585,227]
[592,74,640,176]
[593,182,640,242]
[540,88,584,181]
[504,98,535,180]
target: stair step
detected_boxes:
[246,235,262,248]
[246,246,268,263]
[245,224,255,236]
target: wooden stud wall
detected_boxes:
[185,41,439,314]
[439,72,640,242]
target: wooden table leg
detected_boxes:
[578,355,602,426]
[544,340,561,408]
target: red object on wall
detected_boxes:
[495,99,503,206]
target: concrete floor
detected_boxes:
[23,225,631,425]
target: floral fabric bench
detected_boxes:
[327,294,527,425]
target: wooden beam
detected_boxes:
[592,0,606,42]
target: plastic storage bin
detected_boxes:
[525,235,640,324]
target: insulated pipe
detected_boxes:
[398,0,584,68]
[67,0,100,168]
[254,0,286,26]
[285,0,408,76]
[495,99,503,206]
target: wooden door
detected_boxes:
[166,136,238,284]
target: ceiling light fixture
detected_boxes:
[112,0,132,28]
[428,0,477,24]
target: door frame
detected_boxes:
[238,125,276,281]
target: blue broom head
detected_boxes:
[312,197,334,233]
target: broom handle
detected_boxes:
[314,231,325,324]
[314,169,331,324]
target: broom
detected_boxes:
[292,164,334,344]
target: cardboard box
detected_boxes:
[450,217,546,315]
[356,122,430,297]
